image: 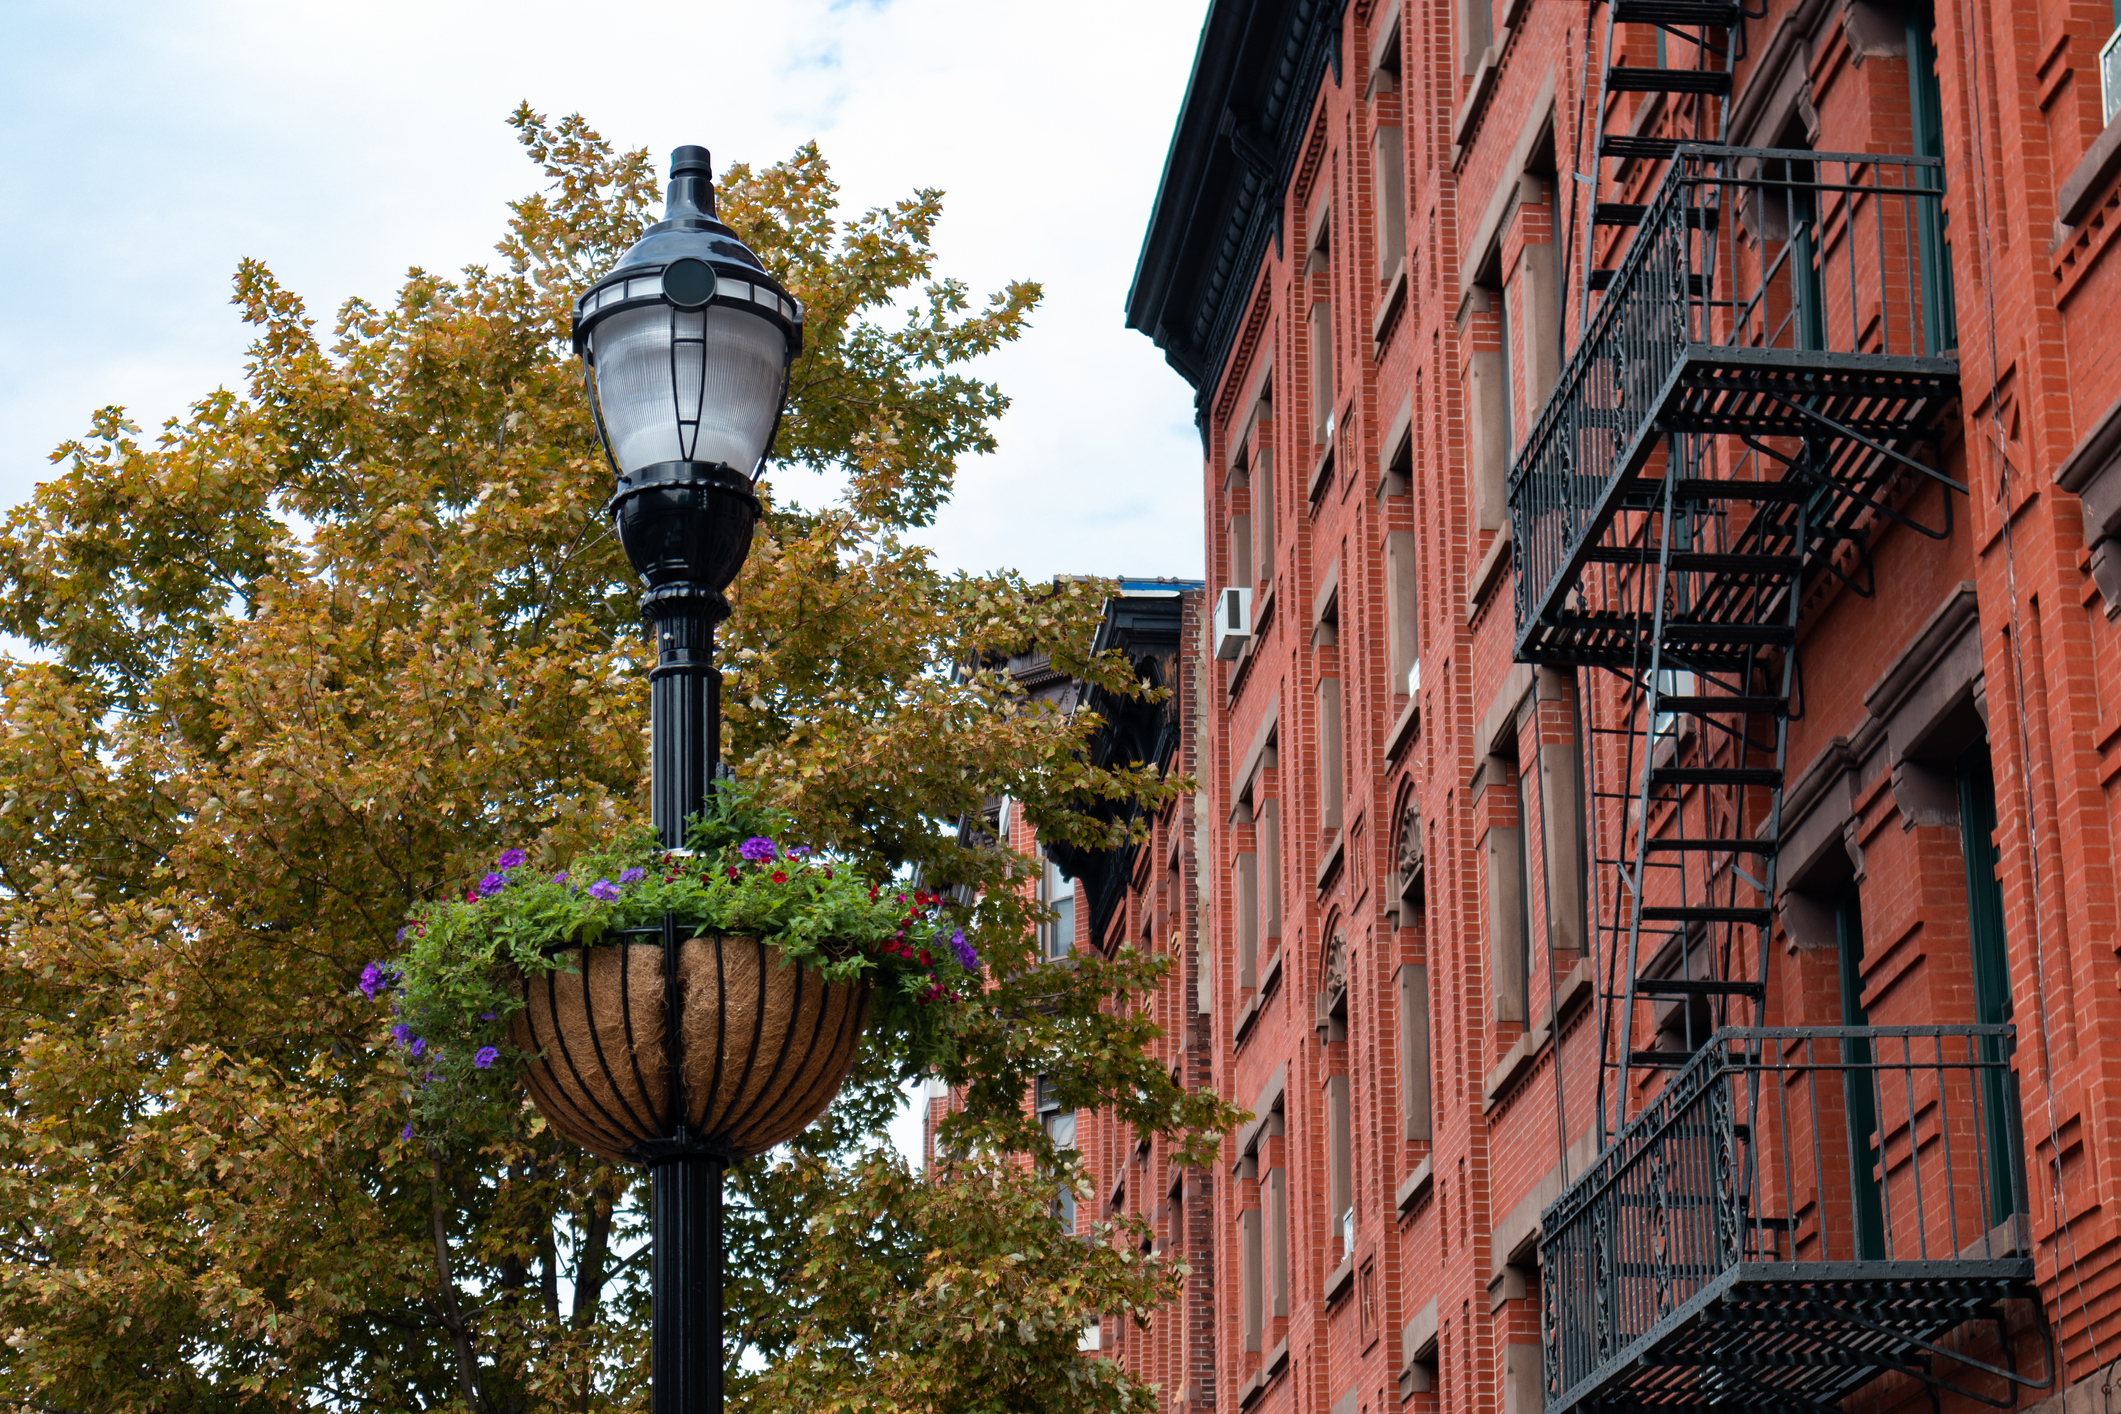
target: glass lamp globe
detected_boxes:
[573,145,803,600]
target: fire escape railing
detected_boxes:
[1539,1025,2047,1414]
[1510,145,1957,662]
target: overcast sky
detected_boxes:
[1,0,1211,583]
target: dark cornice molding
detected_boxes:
[1048,586,1201,946]
[1125,0,1349,438]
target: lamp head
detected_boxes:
[573,147,803,603]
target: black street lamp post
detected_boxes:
[571,145,803,1414]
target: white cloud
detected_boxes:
[0,0,1209,581]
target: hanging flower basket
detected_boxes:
[369,785,977,1147]
[512,931,869,1162]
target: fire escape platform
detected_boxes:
[1510,147,1962,669]
[1549,1259,2037,1414]
[1515,343,1958,667]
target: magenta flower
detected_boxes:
[474,1046,500,1069]
[739,836,777,863]
[588,879,620,902]
[496,848,526,869]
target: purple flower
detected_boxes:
[552,871,569,885]
[359,961,392,999]
[480,1011,495,1022]
[401,1121,414,1141]
[949,928,979,973]
[474,1046,500,1069]
[408,1037,426,1059]
[390,1023,413,1046]
[786,846,811,859]
[618,866,645,885]
[739,836,777,863]
[588,879,620,901]
[477,872,508,897]
[496,847,526,869]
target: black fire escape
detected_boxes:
[1505,5,2047,1404]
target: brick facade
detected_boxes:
[1115,1,2121,1413]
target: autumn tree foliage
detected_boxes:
[0,109,1234,1412]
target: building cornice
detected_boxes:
[1125,0,1349,435]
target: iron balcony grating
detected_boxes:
[1540,1027,2048,1414]
[1545,1267,2038,1414]
[1507,146,1961,669]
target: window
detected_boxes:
[1254,445,1276,583]
[1834,887,1886,1260]
[1512,764,1535,1023]
[1228,468,1254,588]
[1374,125,1406,283]
[1327,1073,1354,1264]
[1318,678,1345,832]
[1241,1201,1263,1351]
[1235,850,1259,990]
[1398,961,1432,1141]
[1038,1077,1078,1232]
[1511,165,1564,434]
[1459,0,1492,76]
[1371,13,1406,283]
[1265,1105,1289,1320]
[1495,277,1513,453]
[1467,281,1510,534]
[1310,297,1335,450]
[1485,756,1530,1025]
[1650,666,1695,744]
[1385,527,1420,696]
[1906,2,1956,351]
[1041,854,1074,959]
[1266,1165,1289,1317]
[1955,743,2018,1224]
[1260,796,1282,950]
[1308,214,1334,452]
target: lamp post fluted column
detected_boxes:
[571,144,803,1414]
[645,584,725,850]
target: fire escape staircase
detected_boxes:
[1501,13,2044,1405]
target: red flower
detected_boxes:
[771,870,787,883]
[919,950,933,967]
[869,886,879,900]
[727,867,741,881]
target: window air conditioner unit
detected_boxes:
[1214,587,1253,660]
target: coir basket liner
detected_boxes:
[511,932,869,1162]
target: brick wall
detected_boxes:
[1130,0,2121,1410]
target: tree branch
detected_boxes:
[428,1150,483,1411]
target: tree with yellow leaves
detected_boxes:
[0,108,1235,1413]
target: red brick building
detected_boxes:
[1118,1,2121,1413]
[926,582,1223,1404]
